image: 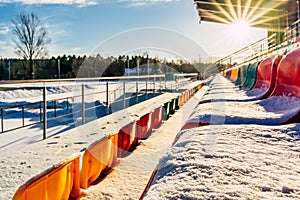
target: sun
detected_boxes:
[228,20,250,40]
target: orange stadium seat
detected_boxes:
[13,156,80,200]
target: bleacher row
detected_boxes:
[12,82,203,200]
[140,46,300,199]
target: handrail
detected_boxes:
[0,75,165,85]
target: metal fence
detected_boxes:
[0,74,197,139]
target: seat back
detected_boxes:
[243,61,260,90]
[13,156,80,200]
[271,48,300,97]
[80,135,117,189]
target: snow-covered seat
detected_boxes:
[142,125,300,199]
[183,47,300,129]
[13,155,80,200]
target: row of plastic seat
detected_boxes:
[226,47,300,101]
[180,46,300,131]
[13,82,203,200]
[140,47,300,198]
[224,52,285,98]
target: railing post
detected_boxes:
[165,75,167,91]
[39,102,42,122]
[82,84,85,125]
[153,80,155,95]
[43,86,47,140]
[66,98,69,111]
[1,108,3,133]
[159,77,162,93]
[22,105,25,127]
[146,79,148,99]
[54,100,57,118]
[106,82,110,115]
[136,81,138,104]
[123,81,126,109]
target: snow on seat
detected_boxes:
[183,47,300,129]
[200,75,262,103]
[242,61,260,90]
[117,122,137,158]
[136,113,151,140]
[247,54,282,99]
[80,134,118,189]
[235,64,249,86]
[206,55,282,103]
[142,125,300,199]
[149,105,163,131]
[228,67,239,82]
[13,156,80,200]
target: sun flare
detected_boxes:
[228,20,250,39]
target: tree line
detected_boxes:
[0,54,201,80]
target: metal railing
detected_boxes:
[0,74,194,139]
[216,33,277,69]
[218,19,300,71]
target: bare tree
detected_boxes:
[11,12,51,79]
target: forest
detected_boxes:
[0,54,204,80]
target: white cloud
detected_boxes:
[0,25,10,35]
[116,0,179,7]
[0,0,98,7]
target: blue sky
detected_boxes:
[0,0,267,61]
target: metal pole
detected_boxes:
[1,108,3,133]
[39,102,42,121]
[8,60,11,80]
[127,59,130,77]
[153,80,155,94]
[165,75,167,91]
[22,105,25,127]
[66,98,69,110]
[58,59,61,79]
[137,59,140,79]
[43,86,47,140]
[159,77,162,93]
[82,84,85,125]
[146,79,148,99]
[136,81,138,104]
[106,82,110,115]
[123,81,126,108]
[147,59,150,77]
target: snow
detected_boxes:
[144,124,300,199]
[0,79,203,199]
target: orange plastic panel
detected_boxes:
[13,156,80,200]
[80,136,117,189]
[230,68,239,82]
